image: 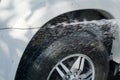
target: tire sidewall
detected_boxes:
[30,33,109,80]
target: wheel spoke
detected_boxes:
[60,63,70,73]
[70,56,81,72]
[70,57,85,73]
[56,66,65,78]
[85,70,92,78]
[79,57,85,71]
[84,75,92,80]
[82,69,92,79]
[79,70,92,80]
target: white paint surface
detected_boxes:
[0,0,120,80]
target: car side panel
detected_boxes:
[0,0,120,80]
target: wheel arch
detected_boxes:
[21,9,114,63]
[15,9,114,79]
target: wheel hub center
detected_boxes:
[65,72,79,80]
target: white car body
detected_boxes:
[0,0,120,80]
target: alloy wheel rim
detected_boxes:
[47,54,95,80]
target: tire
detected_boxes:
[25,30,109,80]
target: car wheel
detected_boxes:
[26,30,109,80]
